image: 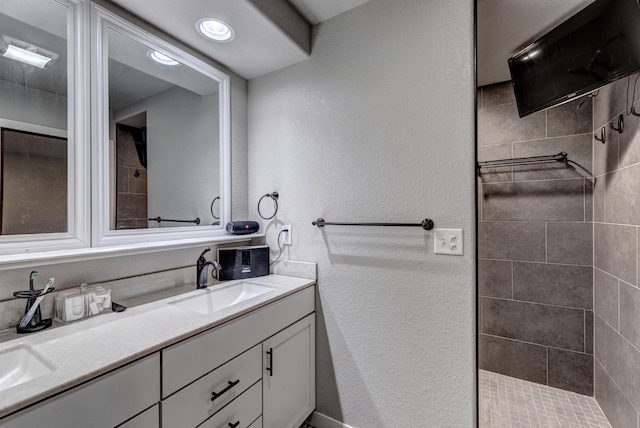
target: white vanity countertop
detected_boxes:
[0,274,315,419]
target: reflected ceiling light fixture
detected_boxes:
[0,36,58,69]
[196,18,235,42]
[147,50,180,66]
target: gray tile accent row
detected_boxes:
[482,297,586,352]
[479,334,547,385]
[481,179,586,221]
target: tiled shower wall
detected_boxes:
[593,75,640,428]
[477,81,594,395]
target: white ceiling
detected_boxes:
[108,0,372,80]
[477,0,595,86]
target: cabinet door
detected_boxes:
[262,314,315,428]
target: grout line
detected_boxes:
[478,257,592,268]
[483,295,591,312]
[618,280,621,331]
[481,332,591,355]
[585,310,587,353]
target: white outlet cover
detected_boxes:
[434,228,463,256]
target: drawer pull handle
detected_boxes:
[228,421,240,428]
[210,379,240,401]
[266,347,273,376]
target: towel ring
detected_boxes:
[258,192,279,220]
[210,196,220,220]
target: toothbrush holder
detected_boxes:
[13,287,55,334]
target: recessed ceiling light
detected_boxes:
[196,18,235,42]
[147,50,180,66]
[0,35,58,69]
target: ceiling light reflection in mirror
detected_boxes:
[107,28,221,230]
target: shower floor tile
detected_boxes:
[480,370,611,428]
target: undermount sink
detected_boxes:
[0,345,55,392]
[168,280,277,315]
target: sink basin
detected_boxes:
[168,280,277,315]
[0,345,55,392]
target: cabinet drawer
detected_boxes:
[199,380,262,428]
[163,286,314,396]
[0,353,160,428]
[162,344,261,428]
[117,405,159,428]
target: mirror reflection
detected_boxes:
[107,28,221,230]
[0,0,68,235]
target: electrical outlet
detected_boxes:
[282,225,292,246]
[434,228,463,255]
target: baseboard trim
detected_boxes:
[310,412,356,428]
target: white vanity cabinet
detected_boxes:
[0,282,315,428]
[263,314,315,428]
[0,354,159,428]
[161,284,315,428]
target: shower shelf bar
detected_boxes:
[312,218,435,230]
[148,216,201,225]
[477,152,568,173]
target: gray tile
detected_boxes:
[483,298,586,352]
[128,169,147,194]
[513,262,592,309]
[478,259,512,299]
[594,176,605,222]
[117,167,128,193]
[594,223,637,286]
[512,134,593,181]
[586,310,594,355]
[116,193,148,220]
[547,96,593,138]
[478,102,546,146]
[595,315,606,365]
[595,269,619,329]
[620,282,640,351]
[477,144,512,183]
[593,77,629,130]
[478,221,546,261]
[548,348,593,395]
[482,81,516,107]
[482,179,585,221]
[605,164,640,225]
[618,106,640,169]
[547,222,593,266]
[605,324,640,409]
[477,87,482,109]
[479,334,547,385]
[595,359,638,428]
[593,125,619,176]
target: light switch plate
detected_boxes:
[434,228,463,255]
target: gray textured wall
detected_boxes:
[248,0,475,426]
[477,81,595,395]
[593,74,640,428]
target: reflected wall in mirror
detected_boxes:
[0,0,69,236]
[1,128,67,234]
[107,28,220,230]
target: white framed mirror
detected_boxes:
[0,0,90,256]
[90,3,231,247]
